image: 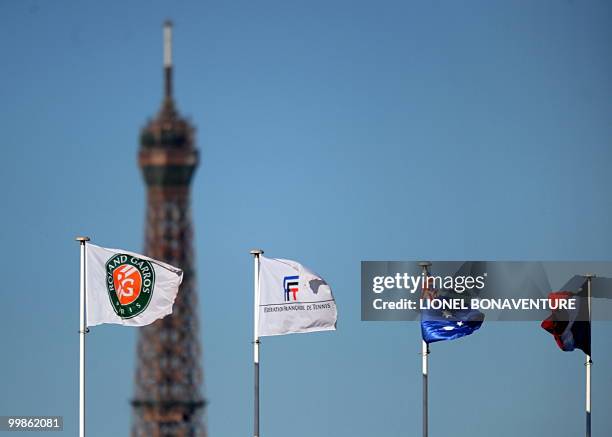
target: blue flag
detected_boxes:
[421,303,484,344]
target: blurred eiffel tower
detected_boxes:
[132,21,206,437]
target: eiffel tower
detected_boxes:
[132,21,206,437]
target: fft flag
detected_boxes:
[86,244,183,327]
[258,256,337,337]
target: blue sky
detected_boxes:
[0,1,611,436]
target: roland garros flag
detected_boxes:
[258,256,337,336]
[85,244,183,327]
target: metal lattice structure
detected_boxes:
[132,21,206,437]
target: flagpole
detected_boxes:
[251,249,264,437]
[422,339,429,437]
[585,274,594,437]
[76,236,90,437]
[419,262,431,437]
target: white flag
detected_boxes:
[258,256,337,337]
[86,244,183,327]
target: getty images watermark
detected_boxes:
[371,271,576,310]
[361,261,612,321]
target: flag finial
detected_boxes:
[419,261,432,274]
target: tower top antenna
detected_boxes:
[163,20,173,99]
[163,20,172,68]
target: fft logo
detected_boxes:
[283,275,299,302]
